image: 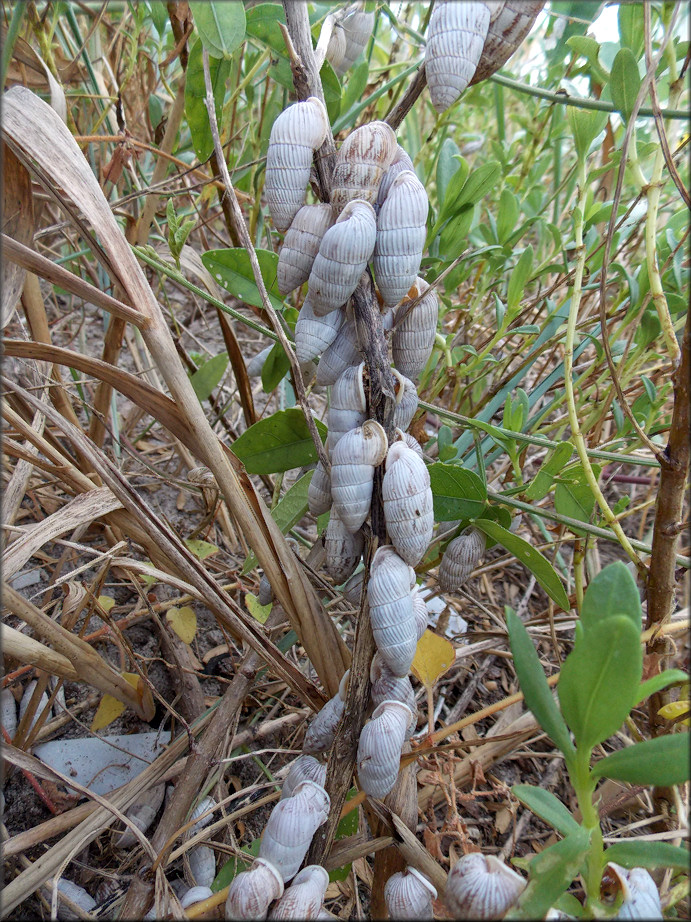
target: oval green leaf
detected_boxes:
[512,784,581,836]
[592,732,690,786]
[580,561,642,634]
[610,47,641,122]
[604,840,690,871]
[193,2,246,59]
[429,463,487,521]
[184,39,231,162]
[202,247,282,310]
[231,408,327,475]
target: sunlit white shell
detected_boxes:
[295,298,345,365]
[368,546,418,677]
[445,852,526,920]
[370,653,418,739]
[470,1,544,86]
[316,313,361,386]
[225,857,284,921]
[331,420,388,532]
[115,782,165,848]
[392,371,419,432]
[331,122,397,215]
[382,439,434,566]
[604,863,663,920]
[357,699,413,799]
[392,278,439,381]
[425,1,491,113]
[438,527,486,592]
[334,10,375,75]
[259,780,330,882]
[277,204,334,296]
[49,878,97,920]
[325,510,364,583]
[373,170,428,308]
[325,22,347,71]
[329,362,366,449]
[376,145,416,211]
[309,201,377,316]
[265,97,329,232]
[308,458,332,517]
[269,865,330,920]
[281,755,327,801]
[384,866,437,919]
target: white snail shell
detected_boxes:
[373,170,429,309]
[303,670,349,754]
[115,782,165,848]
[341,568,365,605]
[19,680,51,733]
[392,371,419,432]
[411,587,429,640]
[370,654,418,739]
[368,546,418,677]
[384,866,437,919]
[382,439,434,566]
[1,687,17,739]
[325,510,364,583]
[425,1,491,113]
[265,97,329,232]
[225,857,284,921]
[392,278,439,382]
[190,795,217,832]
[400,430,424,458]
[259,780,331,882]
[295,298,345,365]
[315,312,361,386]
[333,10,375,75]
[357,699,413,799]
[277,204,334,296]
[445,852,526,920]
[325,22,347,71]
[438,527,487,592]
[308,458,332,517]
[49,878,97,920]
[281,755,327,801]
[247,345,273,378]
[470,1,544,86]
[330,122,397,215]
[181,886,214,910]
[328,362,366,449]
[376,145,415,212]
[269,865,330,920]
[604,863,662,920]
[308,201,377,316]
[331,420,388,532]
[187,843,217,889]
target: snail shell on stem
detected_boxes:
[115,782,165,848]
[392,278,439,382]
[373,170,429,309]
[470,1,544,86]
[269,865,330,920]
[370,653,418,739]
[384,866,437,920]
[303,670,350,754]
[325,21,347,70]
[368,546,418,677]
[330,421,388,533]
[328,362,366,449]
[357,699,413,799]
[392,371,419,432]
[281,755,327,801]
[324,510,364,583]
[259,780,330,882]
[445,852,526,920]
[295,298,344,366]
[411,586,429,640]
[308,457,332,517]
[333,10,375,75]
[277,204,334,297]
[315,312,361,386]
[382,438,434,567]
[438,527,487,592]
[330,121,397,215]
[225,857,284,920]
[376,145,415,212]
[425,1,491,113]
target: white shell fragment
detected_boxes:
[445,852,526,920]
[357,699,412,799]
[334,10,375,75]
[269,864,330,919]
[604,863,663,920]
[308,458,332,517]
[308,200,377,316]
[265,97,329,232]
[392,278,439,381]
[325,511,364,583]
[277,204,334,296]
[373,170,429,308]
[226,857,284,921]
[385,866,437,919]
[281,755,327,801]
[316,314,361,386]
[331,122,397,215]
[425,1,491,113]
[259,780,330,882]
[115,781,165,848]
[376,145,416,211]
[368,546,418,677]
[295,297,345,365]
[331,420,388,532]
[382,439,434,566]
[190,795,217,832]
[471,1,544,86]
[438,527,487,592]
[329,362,366,449]
[49,878,97,921]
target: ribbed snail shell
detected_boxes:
[334,10,375,75]
[603,863,662,920]
[470,1,544,86]
[181,886,214,910]
[370,654,418,739]
[382,439,434,566]
[247,345,273,378]
[309,200,377,316]
[401,430,424,458]
[328,362,366,449]
[265,97,329,232]
[373,170,429,308]
[325,22,347,71]
[187,844,216,889]
[330,420,388,532]
[425,1,491,113]
[115,782,165,848]
[1,688,17,740]
[277,205,334,296]
[281,755,327,801]
[259,780,331,882]
[325,510,364,583]
[392,371,419,432]
[225,857,284,921]
[190,795,217,832]
[295,298,345,365]
[392,278,439,381]
[269,865,330,920]
[411,587,429,640]
[357,699,413,799]
[258,573,274,606]
[308,458,332,517]
[330,122,397,215]
[368,546,418,677]
[376,145,415,211]
[384,866,437,920]
[49,878,97,919]
[342,568,365,605]
[316,313,360,386]
[303,670,349,754]
[445,852,526,920]
[438,527,487,592]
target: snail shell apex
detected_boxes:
[376,145,416,211]
[281,755,327,801]
[445,852,526,920]
[277,204,334,296]
[269,865,330,920]
[384,866,437,920]
[438,527,486,592]
[425,2,491,113]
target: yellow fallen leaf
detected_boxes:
[245,592,272,624]
[657,699,690,727]
[91,672,141,731]
[411,630,455,689]
[184,538,219,560]
[98,594,115,612]
[166,605,197,645]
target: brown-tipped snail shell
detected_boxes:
[392,278,439,382]
[373,170,429,309]
[259,780,330,882]
[330,420,388,532]
[277,204,334,296]
[425,2,491,113]
[470,1,544,86]
[384,866,437,919]
[334,10,376,75]
[368,546,418,677]
[438,526,486,592]
[330,122,397,215]
[445,852,526,920]
[382,438,434,567]
[356,699,413,799]
[225,857,284,920]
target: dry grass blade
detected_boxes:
[1,624,79,680]
[1,144,34,328]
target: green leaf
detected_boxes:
[475,520,570,610]
[618,4,645,58]
[635,669,689,705]
[428,463,487,521]
[246,591,272,624]
[604,840,690,872]
[193,2,245,59]
[497,188,520,246]
[190,352,228,402]
[436,140,463,205]
[212,838,261,891]
[202,247,283,310]
[554,462,602,528]
[438,207,475,258]
[524,443,574,501]
[340,59,369,119]
[231,408,327,475]
[580,561,642,634]
[452,160,502,212]
[184,538,219,560]
[567,106,608,162]
[320,59,341,123]
[592,733,690,786]
[242,472,313,573]
[512,785,581,836]
[506,829,590,920]
[610,47,641,122]
[558,616,642,751]
[329,787,360,882]
[244,3,286,56]
[184,38,231,162]
[261,341,290,392]
[506,609,575,759]
[506,245,534,314]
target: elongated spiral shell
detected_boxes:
[295,298,345,365]
[259,780,330,882]
[376,145,415,211]
[325,510,364,583]
[382,439,434,566]
[187,844,216,889]
[1,688,17,739]
[281,755,327,801]
[316,313,360,386]
[303,671,349,754]
[258,573,274,606]
[411,587,429,640]
[445,853,526,920]
[392,371,419,432]
[115,782,165,848]
[425,2,491,113]
[309,201,377,316]
[269,865,330,920]
[225,857,284,920]
[334,10,375,75]
[370,654,418,739]
[331,122,397,215]
[342,568,365,604]
[470,1,544,86]
[49,879,97,920]
[603,863,662,920]
[368,546,418,677]
[265,98,329,232]
[329,362,366,448]
[373,170,429,308]
[438,527,487,592]
[277,205,334,296]
[331,421,388,532]
[384,866,437,920]
[325,22,347,71]
[357,699,413,799]
[247,345,273,378]
[392,278,439,381]
[308,458,332,517]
